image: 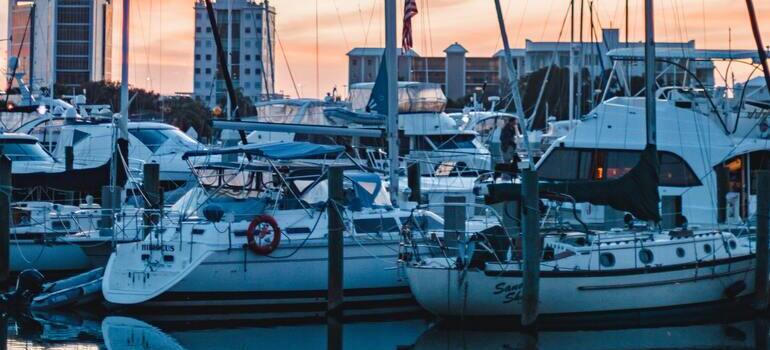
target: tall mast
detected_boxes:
[644,0,656,147]
[569,0,575,128]
[494,0,534,170]
[745,0,770,97]
[576,0,583,121]
[226,0,233,120]
[385,0,399,205]
[119,0,129,139]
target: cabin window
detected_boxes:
[638,248,654,264]
[427,135,476,150]
[703,243,712,254]
[538,148,700,187]
[0,142,54,162]
[676,247,686,258]
[354,218,399,234]
[129,129,170,152]
[729,240,737,251]
[599,252,615,267]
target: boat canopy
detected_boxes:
[607,47,767,61]
[349,82,447,114]
[182,142,345,161]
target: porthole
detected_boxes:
[600,253,615,268]
[703,244,712,254]
[676,247,685,258]
[639,249,654,264]
[729,240,737,251]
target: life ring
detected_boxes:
[246,215,281,255]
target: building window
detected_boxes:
[195,68,201,74]
[195,40,200,47]
[245,41,251,48]
[245,68,251,75]
[206,41,212,48]
[245,13,251,20]
[205,68,212,74]
[256,68,261,74]
[205,54,212,61]
[194,82,200,88]
[352,59,358,66]
[196,27,201,33]
[205,82,211,88]
[245,54,251,61]
[206,27,212,33]
[367,59,372,66]
[195,54,201,61]
[245,27,251,34]
[255,54,262,61]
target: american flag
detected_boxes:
[402,0,418,53]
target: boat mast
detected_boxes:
[494,0,534,170]
[568,0,575,126]
[644,0,656,147]
[113,0,130,189]
[226,0,233,120]
[745,0,770,95]
[385,0,399,205]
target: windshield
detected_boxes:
[428,134,477,150]
[1,141,55,162]
[350,83,447,113]
[300,177,391,208]
[130,128,202,152]
[254,103,302,124]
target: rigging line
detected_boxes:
[538,0,557,41]
[315,0,320,98]
[492,0,513,54]
[425,0,434,55]
[362,0,377,47]
[276,30,300,98]
[331,0,351,50]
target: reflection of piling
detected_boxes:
[143,163,161,237]
[327,166,344,316]
[753,171,769,310]
[521,169,540,326]
[0,156,11,284]
[444,196,467,259]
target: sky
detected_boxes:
[1,0,769,98]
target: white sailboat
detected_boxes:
[403,0,759,319]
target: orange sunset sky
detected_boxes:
[1,0,769,97]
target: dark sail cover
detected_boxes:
[365,53,389,116]
[486,144,661,222]
[13,138,129,196]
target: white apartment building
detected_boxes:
[192,0,275,108]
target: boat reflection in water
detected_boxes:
[2,310,767,349]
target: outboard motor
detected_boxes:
[3,269,45,311]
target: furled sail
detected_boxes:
[366,53,390,116]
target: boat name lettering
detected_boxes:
[494,282,523,304]
[141,244,175,252]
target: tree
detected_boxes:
[76,81,160,115]
[163,96,213,140]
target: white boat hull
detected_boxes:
[406,256,755,317]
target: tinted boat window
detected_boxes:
[0,142,54,162]
[354,218,399,234]
[428,135,476,150]
[539,148,700,187]
[129,129,170,152]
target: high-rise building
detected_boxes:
[6,0,113,93]
[192,0,275,108]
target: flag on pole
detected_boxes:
[402,0,418,53]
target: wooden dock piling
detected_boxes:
[327,166,344,315]
[407,161,421,204]
[0,156,10,284]
[521,169,540,326]
[754,170,769,310]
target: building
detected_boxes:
[347,44,524,101]
[6,0,113,93]
[347,28,713,102]
[192,0,275,109]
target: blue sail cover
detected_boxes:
[366,53,389,115]
[183,142,345,160]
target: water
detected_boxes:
[3,310,766,349]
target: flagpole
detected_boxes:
[385,0,399,206]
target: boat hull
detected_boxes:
[406,255,755,317]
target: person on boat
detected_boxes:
[500,118,517,164]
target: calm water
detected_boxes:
[3,310,766,349]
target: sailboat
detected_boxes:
[402,0,758,318]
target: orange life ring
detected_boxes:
[246,215,281,255]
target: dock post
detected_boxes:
[100,186,121,237]
[65,146,74,171]
[754,170,769,310]
[143,163,161,237]
[444,196,467,259]
[521,168,540,326]
[0,156,11,284]
[327,166,344,315]
[407,161,421,204]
